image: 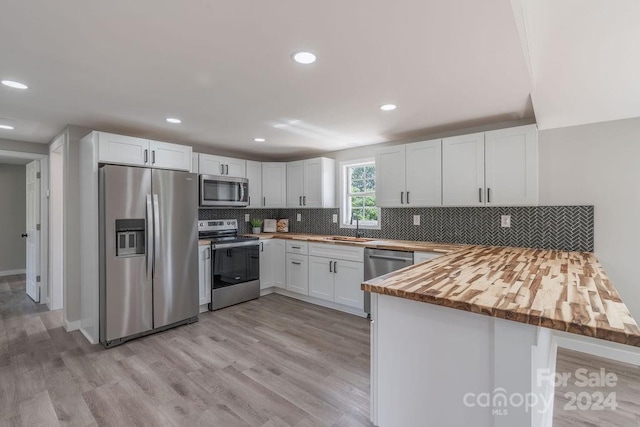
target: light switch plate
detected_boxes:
[332,214,338,223]
[501,215,511,228]
[244,213,250,222]
[297,213,302,222]
[413,215,420,226]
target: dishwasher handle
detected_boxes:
[367,254,412,262]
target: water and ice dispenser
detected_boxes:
[115,219,145,257]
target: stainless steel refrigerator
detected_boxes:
[99,164,198,347]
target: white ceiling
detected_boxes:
[516,0,640,130]
[0,0,534,159]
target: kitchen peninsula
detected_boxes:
[363,245,640,427]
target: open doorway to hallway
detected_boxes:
[0,160,27,278]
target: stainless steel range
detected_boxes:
[198,219,260,310]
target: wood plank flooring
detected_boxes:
[2,273,640,426]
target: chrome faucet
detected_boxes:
[351,212,362,238]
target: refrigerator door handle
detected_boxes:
[146,194,153,281]
[153,194,160,277]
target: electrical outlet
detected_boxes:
[501,215,511,228]
[244,213,250,222]
[413,215,421,226]
[332,214,338,223]
[297,213,302,222]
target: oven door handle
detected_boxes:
[213,241,260,249]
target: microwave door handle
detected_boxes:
[239,182,245,203]
[146,194,153,281]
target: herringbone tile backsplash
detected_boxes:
[200,206,594,252]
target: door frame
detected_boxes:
[49,136,65,310]
[0,149,48,305]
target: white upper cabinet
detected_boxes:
[287,158,335,208]
[97,132,191,171]
[98,132,150,167]
[246,160,262,208]
[405,140,442,206]
[375,146,406,207]
[484,125,538,206]
[199,154,246,177]
[191,153,199,174]
[149,140,192,171]
[287,161,305,207]
[442,132,486,206]
[262,162,287,208]
[442,126,538,206]
[376,140,442,207]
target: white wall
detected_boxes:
[0,164,27,272]
[0,138,48,155]
[538,117,640,319]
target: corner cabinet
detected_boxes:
[287,158,335,208]
[442,125,538,206]
[262,162,287,208]
[198,244,212,309]
[97,132,192,171]
[376,140,442,207]
[246,160,262,208]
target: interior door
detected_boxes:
[25,161,40,302]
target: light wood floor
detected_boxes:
[2,274,640,426]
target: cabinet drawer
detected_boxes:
[286,241,308,255]
[309,243,364,263]
[413,251,443,265]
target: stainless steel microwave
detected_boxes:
[199,175,249,207]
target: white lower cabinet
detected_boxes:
[259,240,273,289]
[272,239,286,288]
[286,253,309,295]
[413,251,443,264]
[333,259,365,309]
[198,244,211,307]
[309,256,335,301]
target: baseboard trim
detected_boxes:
[79,326,99,345]
[65,319,81,332]
[0,269,26,277]
[555,331,640,366]
[273,288,367,318]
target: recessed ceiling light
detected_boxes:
[254,138,266,142]
[1,80,28,90]
[292,51,316,64]
[166,118,181,124]
[0,124,15,130]
[380,104,397,111]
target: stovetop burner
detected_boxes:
[198,219,259,249]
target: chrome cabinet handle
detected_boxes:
[291,245,301,249]
[144,149,148,164]
[220,164,224,175]
[260,242,264,252]
[479,188,482,203]
[333,261,337,273]
[225,164,229,175]
[487,188,491,203]
[292,261,301,265]
[152,151,156,164]
[303,196,306,206]
[329,261,332,273]
[248,196,251,205]
[263,197,266,206]
[299,196,302,206]
[407,191,410,204]
[401,192,404,204]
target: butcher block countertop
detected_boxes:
[246,233,467,253]
[362,245,640,347]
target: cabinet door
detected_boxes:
[303,158,323,207]
[272,239,286,288]
[246,161,262,208]
[98,132,149,167]
[286,253,309,295]
[413,251,442,265]
[405,140,442,206]
[442,133,485,206]
[375,145,406,207]
[262,163,287,208]
[308,256,335,302]
[485,125,538,206]
[287,160,305,207]
[259,240,273,289]
[225,157,246,178]
[199,154,225,176]
[149,140,192,171]
[334,260,364,309]
[198,245,211,306]
[191,153,199,174]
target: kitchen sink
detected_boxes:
[324,236,373,243]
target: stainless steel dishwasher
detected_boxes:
[364,248,414,315]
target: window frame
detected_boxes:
[339,158,381,230]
